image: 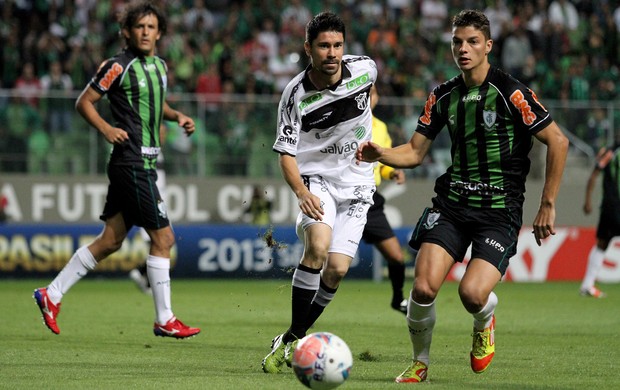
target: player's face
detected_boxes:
[305,31,344,79]
[123,13,161,56]
[451,26,492,72]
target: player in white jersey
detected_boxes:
[262,12,377,374]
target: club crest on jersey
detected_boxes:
[483,110,496,130]
[355,92,368,110]
[423,210,440,230]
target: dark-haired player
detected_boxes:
[33,0,199,339]
[357,9,568,382]
[263,11,377,373]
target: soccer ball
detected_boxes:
[291,332,353,390]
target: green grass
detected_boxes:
[1,279,619,389]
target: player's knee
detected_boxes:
[411,281,438,304]
[458,285,487,313]
[150,232,175,252]
[322,266,348,286]
[304,245,329,266]
[94,236,124,258]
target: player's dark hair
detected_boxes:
[452,9,491,41]
[120,0,167,36]
[305,12,345,45]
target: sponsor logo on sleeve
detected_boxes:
[98,63,124,91]
[510,90,536,126]
[420,92,436,126]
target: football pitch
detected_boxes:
[1,278,618,389]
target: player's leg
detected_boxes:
[130,166,166,293]
[396,242,454,383]
[375,236,406,313]
[462,208,517,373]
[363,193,407,313]
[580,237,609,298]
[34,213,127,334]
[397,202,469,383]
[148,225,200,339]
[459,259,500,373]
[303,251,352,332]
[302,184,373,332]
[263,182,338,374]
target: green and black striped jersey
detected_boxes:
[90,47,167,169]
[416,67,553,209]
[597,144,620,212]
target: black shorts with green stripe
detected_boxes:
[100,164,170,231]
[409,196,522,276]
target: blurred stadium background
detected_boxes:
[0,0,619,283]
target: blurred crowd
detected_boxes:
[0,0,619,175]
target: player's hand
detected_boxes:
[583,202,592,214]
[103,127,129,144]
[298,191,324,221]
[390,169,406,184]
[178,113,195,136]
[532,203,556,246]
[356,141,383,165]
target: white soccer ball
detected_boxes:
[291,332,353,390]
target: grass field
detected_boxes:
[1,278,618,389]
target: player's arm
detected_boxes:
[583,147,607,214]
[279,153,324,221]
[583,166,600,215]
[75,85,128,144]
[531,120,569,245]
[163,101,195,136]
[357,131,432,169]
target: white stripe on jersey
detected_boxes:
[273,55,377,185]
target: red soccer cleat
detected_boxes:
[33,288,61,335]
[153,316,200,339]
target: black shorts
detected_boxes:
[361,191,395,244]
[596,205,620,241]
[100,164,169,230]
[409,197,522,276]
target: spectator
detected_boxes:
[257,17,279,58]
[14,62,42,108]
[280,0,312,40]
[195,62,223,108]
[419,0,449,42]
[0,95,42,172]
[367,17,399,56]
[40,60,74,135]
[183,0,216,33]
[269,43,301,93]
[484,0,513,41]
[585,108,611,151]
[501,21,534,81]
[548,0,579,30]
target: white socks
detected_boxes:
[581,246,604,291]
[147,255,174,325]
[473,291,498,330]
[407,295,436,366]
[47,246,97,304]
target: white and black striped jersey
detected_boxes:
[273,55,377,185]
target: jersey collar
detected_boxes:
[302,61,352,92]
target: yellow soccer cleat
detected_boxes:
[395,360,428,383]
[262,333,288,373]
[470,314,495,373]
